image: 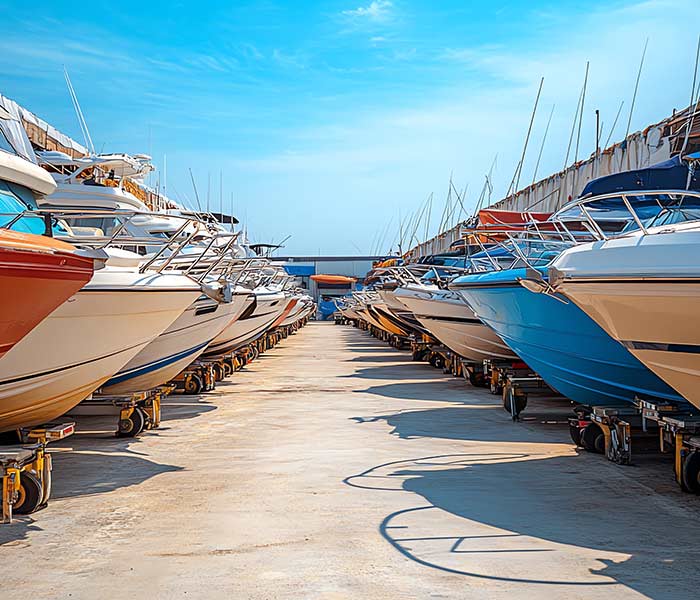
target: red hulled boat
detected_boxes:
[0,229,96,359]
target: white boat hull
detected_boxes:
[100,292,251,394]
[395,286,516,361]
[204,290,286,355]
[0,269,200,431]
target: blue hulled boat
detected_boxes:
[449,266,687,407]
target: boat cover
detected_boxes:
[581,155,700,197]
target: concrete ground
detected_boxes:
[2,321,699,599]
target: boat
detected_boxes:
[0,266,201,431]
[0,230,96,359]
[394,282,517,361]
[100,289,252,394]
[550,190,700,410]
[203,286,287,356]
[34,151,267,392]
[450,265,687,407]
[310,274,356,285]
[0,109,203,430]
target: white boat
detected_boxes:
[100,289,252,394]
[280,294,314,327]
[394,283,516,361]
[35,151,261,392]
[550,219,700,410]
[0,267,201,431]
[204,287,287,355]
[0,99,201,431]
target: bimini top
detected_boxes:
[580,154,700,197]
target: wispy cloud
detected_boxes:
[342,1,394,22]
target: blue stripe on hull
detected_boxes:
[104,340,210,387]
[454,269,686,407]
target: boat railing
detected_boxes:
[0,207,248,281]
[550,189,700,240]
[460,227,589,273]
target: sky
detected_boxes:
[0,0,698,254]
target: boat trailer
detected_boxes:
[569,399,700,493]
[1,422,74,522]
[74,386,175,437]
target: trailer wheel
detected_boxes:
[580,423,604,454]
[468,370,485,387]
[212,363,224,382]
[223,361,233,377]
[569,423,583,446]
[429,354,444,369]
[13,471,43,515]
[184,374,203,395]
[682,451,700,494]
[118,407,146,438]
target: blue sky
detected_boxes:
[1,0,698,254]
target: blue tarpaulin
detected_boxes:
[284,264,315,276]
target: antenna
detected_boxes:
[625,38,649,142]
[219,170,223,221]
[681,34,700,155]
[230,191,235,232]
[571,62,589,196]
[604,100,625,148]
[532,104,555,185]
[63,67,95,155]
[206,172,211,213]
[507,76,544,200]
[189,168,203,211]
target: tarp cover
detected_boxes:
[581,156,700,196]
[0,93,38,163]
[284,264,315,276]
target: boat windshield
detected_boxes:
[0,182,45,234]
[0,181,70,236]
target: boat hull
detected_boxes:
[558,280,700,410]
[0,272,200,431]
[395,287,515,360]
[101,292,250,394]
[204,291,286,356]
[451,270,685,407]
[0,231,94,358]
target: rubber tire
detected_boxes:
[468,370,485,388]
[14,471,43,515]
[569,423,583,446]
[117,407,146,438]
[429,354,444,369]
[681,451,700,494]
[184,374,203,394]
[580,423,605,454]
[502,387,527,417]
[223,361,234,377]
[212,364,224,382]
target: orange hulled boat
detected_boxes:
[0,229,96,359]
